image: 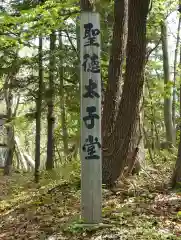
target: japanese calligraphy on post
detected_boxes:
[81,18,101,161]
[80,12,102,223]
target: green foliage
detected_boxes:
[0,0,181,238]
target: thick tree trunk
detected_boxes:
[34,36,43,182]
[102,0,128,141]
[128,104,145,175]
[59,31,69,155]
[161,22,174,147]
[102,0,149,186]
[46,32,56,170]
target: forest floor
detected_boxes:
[0,156,181,240]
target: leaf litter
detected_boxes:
[0,166,181,240]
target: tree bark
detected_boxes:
[4,73,15,175]
[4,107,14,175]
[34,36,43,182]
[172,19,181,187]
[128,103,145,174]
[46,32,56,170]
[80,0,94,11]
[145,77,160,148]
[161,21,174,147]
[172,16,181,142]
[172,128,181,188]
[15,136,28,171]
[59,31,69,155]
[102,0,150,186]
[102,0,128,142]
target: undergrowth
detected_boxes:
[0,151,181,239]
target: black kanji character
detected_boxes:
[84,23,93,38]
[83,79,100,99]
[82,54,100,73]
[82,54,91,72]
[83,106,99,129]
[83,23,100,47]
[82,135,101,160]
[90,54,100,73]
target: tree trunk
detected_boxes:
[4,127,14,175]
[34,36,43,182]
[172,84,181,187]
[102,0,128,141]
[15,137,28,171]
[161,21,174,147]
[46,32,56,170]
[172,129,181,188]
[25,133,30,154]
[128,104,145,175]
[76,16,81,82]
[59,31,69,155]
[102,0,150,186]
[145,78,160,148]
[172,22,181,188]
[24,153,35,169]
[172,16,181,143]
[4,76,14,175]
[80,0,94,11]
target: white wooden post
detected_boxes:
[80,12,102,223]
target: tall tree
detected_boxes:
[3,51,19,175]
[102,0,150,186]
[102,0,128,141]
[34,36,43,183]
[46,32,56,170]
[59,31,68,155]
[4,75,14,175]
[172,39,181,188]
[161,21,174,146]
[172,14,181,142]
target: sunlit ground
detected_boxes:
[0,157,181,240]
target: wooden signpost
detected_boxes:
[80,12,102,223]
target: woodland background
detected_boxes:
[1,0,181,239]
